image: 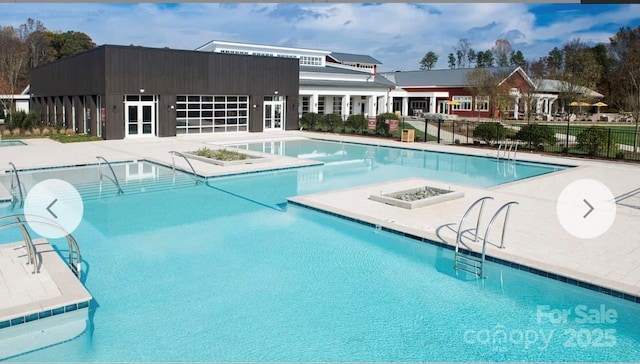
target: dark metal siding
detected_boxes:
[29,45,300,139]
[29,47,106,96]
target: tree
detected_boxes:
[476,50,495,68]
[509,50,526,68]
[467,49,476,68]
[447,53,456,69]
[609,26,640,152]
[519,80,541,124]
[545,47,563,78]
[465,67,494,120]
[44,30,95,60]
[0,26,28,115]
[465,67,513,120]
[419,51,439,70]
[492,38,512,67]
[453,39,473,68]
[527,57,546,79]
[552,39,603,117]
[19,18,50,68]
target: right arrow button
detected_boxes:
[583,199,594,218]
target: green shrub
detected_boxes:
[515,123,557,147]
[299,112,322,131]
[576,127,615,156]
[25,111,41,130]
[345,114,367,134]
[375,113,397,137]
[319,113,343,132]
[6,111,28,131]
[473,122,506,145]
[615,151,625,160]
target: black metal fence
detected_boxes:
[427,120,640,162]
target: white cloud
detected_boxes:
[0,3,638,71]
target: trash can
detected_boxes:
[401,129,415,143]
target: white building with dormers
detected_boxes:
[195,40,396,120]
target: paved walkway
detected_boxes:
[0,132,639,299]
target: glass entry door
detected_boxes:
[263,98,284,131]
[126,101,155,137]
[437,100,450,115]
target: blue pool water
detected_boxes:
[1,144,638,362]
[0,140,26,147]
[229,138,568,188]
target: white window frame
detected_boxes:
[475,96,490,112]
[452,96,472,111]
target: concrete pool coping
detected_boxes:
[0,238,92,324]
[0,131,638,302]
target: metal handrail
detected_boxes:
[96,156,124,195]
[480,201,519,277]
[454,196,494,276]
[482,201,519,250]
[0,215,38,274]
[0,214,82,279]
[8,162,25,208]
[169,151,203,185]
[497,140,519,161]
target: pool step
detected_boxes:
[37,173,200,202]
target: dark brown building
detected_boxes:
[29,45,300,139]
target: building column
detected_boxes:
[429,97,436,114]
[341,95,349,120]
[513,97,519,120]
[366,96,375,117]
[401,97,409,116]
[386,95,393,114]
[325,97,334,115]
[310,94,318,113]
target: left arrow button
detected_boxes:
[46,199,58,219]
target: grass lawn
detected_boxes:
[391,123,438,142]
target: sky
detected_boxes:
[1,3,639,72]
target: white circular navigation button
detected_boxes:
[556,179,616,239]
[24,179,84,239]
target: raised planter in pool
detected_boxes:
[184,148,269,166]
[369,186,465,209]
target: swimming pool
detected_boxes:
[0,153,638,361]
[0,140,26,147]
[221,138,568,188]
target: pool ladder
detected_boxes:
[0,214,82,279]
[96,156,124,195]
[169,151,203,185]
[454,196,519,278]
[8,162,26,208]
[497,139,519,161]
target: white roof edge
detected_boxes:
[200,40,331,55]
[0,94,30,99]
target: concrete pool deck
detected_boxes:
[0,131,639,303]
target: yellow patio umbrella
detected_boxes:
[592,101,607,114]
[570,101,591,107]
[570,101,591,114]
[444,100,460,114]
